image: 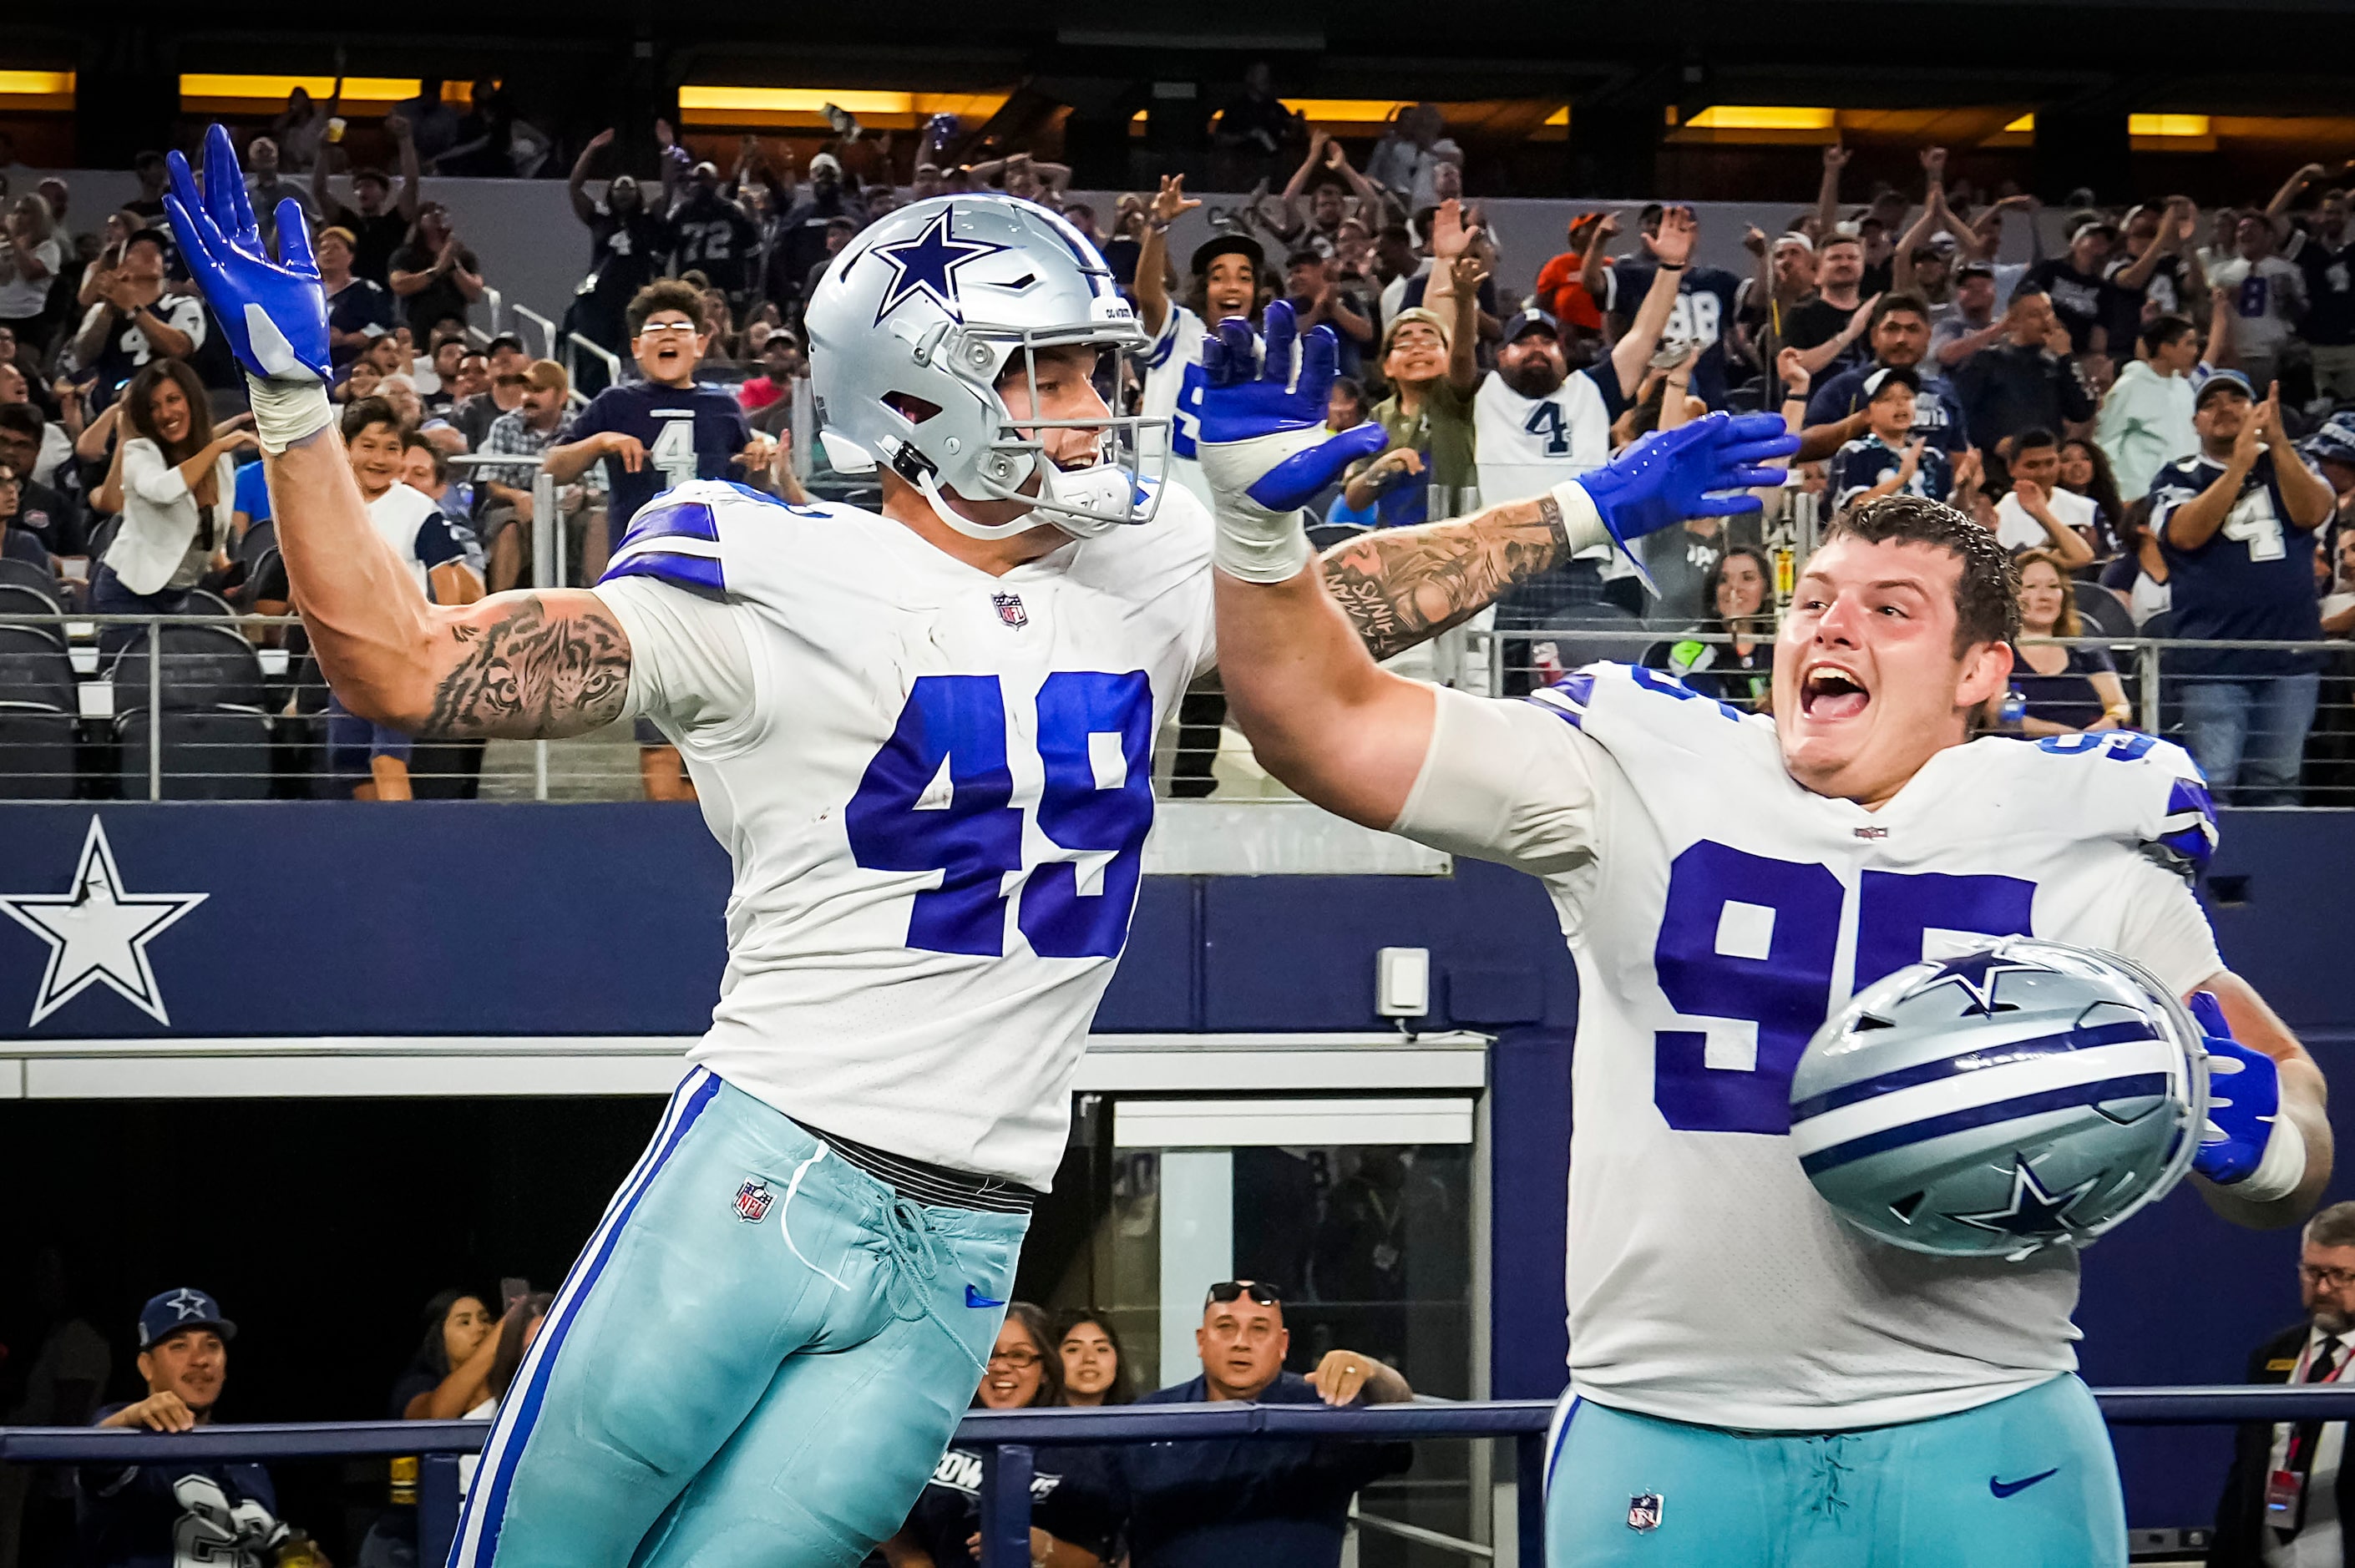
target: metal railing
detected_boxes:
[510,303,560,362]
[5,1386,2350,1568]
[3,615,2352,805]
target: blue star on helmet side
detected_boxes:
[866,208,1011,326]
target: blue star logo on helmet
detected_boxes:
[1947,1156,2100,1238]
[866,207,1010,326]
[1899,946,2051,1018]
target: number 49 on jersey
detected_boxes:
[846,672,1157,960]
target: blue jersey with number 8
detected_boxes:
[1392,662,2223,1432]
[590,480,1217,1188]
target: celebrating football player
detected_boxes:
[1195,306,2331,1567]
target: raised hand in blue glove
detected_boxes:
[2188,989,2293,1190]
[1196,300,1388,582]
[1574,412,1798,589]
[165,123,331,385]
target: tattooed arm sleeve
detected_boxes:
[1316,490,1575,662]
[415,589,634,740]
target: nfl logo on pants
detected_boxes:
[733,1179,772,1223]
[1627,1493,1663,1532]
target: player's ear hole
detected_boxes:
[886,393,943,425]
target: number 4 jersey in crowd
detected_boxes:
[592,479,1215,1188]
[561,382,756,533]
[1390,664,2223,1430]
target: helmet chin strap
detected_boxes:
[915,468,1047,542]
[919,455,1142,543]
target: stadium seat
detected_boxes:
[108,624,272,800]
[0,582,66,646]
[0,556,64,603]
[185,587,240,620]
[0,627,78,799]
[2075,582,2136,641]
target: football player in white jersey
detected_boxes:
[160,128,1622,1568]
[1194,317,2333,1565]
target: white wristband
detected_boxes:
[1212,505,1314,584]
[2231,1111,2307,1204]
[1544,479,1615,558]
[245,373,336,456]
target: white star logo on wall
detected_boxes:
[0,817,207,1027]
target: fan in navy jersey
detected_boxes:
[545,279,775,545]
[666,164,761,311]
[544,279,774,799]
[2150,373,2336,805]
[1827,367,1971,510]
[1599,204,1745,410]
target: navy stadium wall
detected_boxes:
[0,801,2348,1529]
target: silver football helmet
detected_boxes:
[803,194,1166,541]
[1789,937,2206,1261]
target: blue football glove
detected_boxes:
[163,123,331,383]
[1573,412,1798,589]
[1196,299,1388,516]
[2188,989,2285,1187]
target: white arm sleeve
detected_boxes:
[1390,686,1603,877]
[590,576,764,754]
[2110,854,2226,997]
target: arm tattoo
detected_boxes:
[421,596,632,739]
[1319,493,1573,662]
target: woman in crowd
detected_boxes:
[880,1304,1119,1568]
[1644,546,1778,711]
[0,194,63,351]
[89,360,251,654]
[2012,547,2132,736]
[2058,435,2127,564]
[1056,1312,1134,1409]
[361,1291,552,1566]
[390,1289,500,1421]
[2099,495,2172,626]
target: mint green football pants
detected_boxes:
[448,1068,1026,1568]
[1545,1373,2125,1566]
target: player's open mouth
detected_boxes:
[1800,663,1870,721]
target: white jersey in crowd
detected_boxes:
[1472,366,1621,508]
[591,479,1217,1189]
[1138,303,1218,508]
[1994,485,2100,554]
[1391,662,2223,1429]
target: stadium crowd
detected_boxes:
[1,1277,1417,1568]
[1,96,2353,801]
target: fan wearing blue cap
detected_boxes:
[83,1289,310,1568]
[2149,372,2337,803]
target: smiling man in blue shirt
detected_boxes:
[1116,1282,1415,1568]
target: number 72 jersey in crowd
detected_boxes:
[591,480,1216,1189]
[1391,663,2223,1433]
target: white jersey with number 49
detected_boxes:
[590,480,1216,1189]
[1394,664,2223,1430]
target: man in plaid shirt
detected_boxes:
[477,358,600,594]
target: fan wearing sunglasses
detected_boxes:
[1114,1280,1415,1567]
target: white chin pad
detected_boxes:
[1040,463,1140,537]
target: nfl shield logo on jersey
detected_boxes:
[1627,1493,1664,1532]
[991,592,1028,629]
[733,1179,772,1223]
